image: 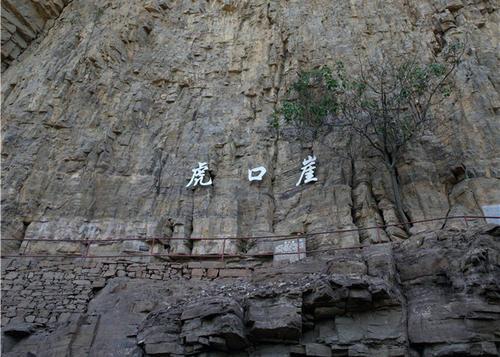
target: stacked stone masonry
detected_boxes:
[1,258,253,328]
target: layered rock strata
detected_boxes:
[1,0,70,72]
[1,0,499,257]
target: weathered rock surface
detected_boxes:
[1,0,499,256]
[1,0,499,355]
[2,226,499,356]
[1,0,70,72]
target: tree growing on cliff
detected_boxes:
[272,43,463,233]
[270,67,339,142]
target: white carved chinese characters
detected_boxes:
[186,162,212,187]
[248,166,267,181]
[296,155,318,186]
[186,157,318,188]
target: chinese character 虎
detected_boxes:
[296,155,318,186]
[248,166,267,181]
[186,162,213,187]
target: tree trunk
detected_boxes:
[388,164,411,234]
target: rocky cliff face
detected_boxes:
[1,0,499,256]
[1,1,499,356]
[1,0,70,72]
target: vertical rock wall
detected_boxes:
[1,0,499,256]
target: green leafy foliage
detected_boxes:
[271,66,342,139]
[272,42,463,149]
[272,42,463,232]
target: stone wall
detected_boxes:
[1,257,253,328]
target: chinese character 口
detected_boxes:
[248,166,267,181]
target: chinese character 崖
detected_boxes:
[296,155,318,186]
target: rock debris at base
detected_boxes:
[2,226,499,356]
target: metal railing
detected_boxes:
[1,215,497,261]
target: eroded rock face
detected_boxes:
[397,227,500,353]
[1,1,499,354]
[1,0,499,256]
[3,226,499,356]
[1,0,71,72]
